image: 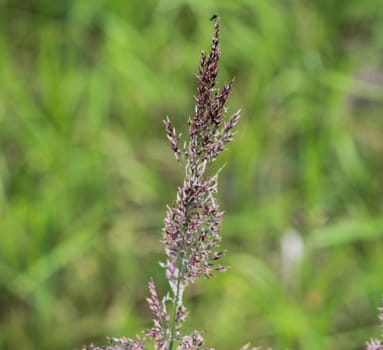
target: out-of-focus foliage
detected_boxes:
[1,1,383,349]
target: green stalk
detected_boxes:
[169,161,194,350]
[168,255,183,350]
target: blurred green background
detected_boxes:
[1,0,383,349]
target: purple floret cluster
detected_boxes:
[83,18,247,350]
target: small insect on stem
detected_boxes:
[210,14,219,21]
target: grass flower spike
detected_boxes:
[83,18,245,350]
[151,18,240,350]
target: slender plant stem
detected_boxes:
[169,255,183,350]
[169,176,193,350]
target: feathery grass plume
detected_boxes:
[366,299,383,350]
[83,18,257,350]
[156,18,240,350]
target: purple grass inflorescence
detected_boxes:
[153,18,239,350]
[83,18,251,350]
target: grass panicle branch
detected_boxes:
[83,18,250,350]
